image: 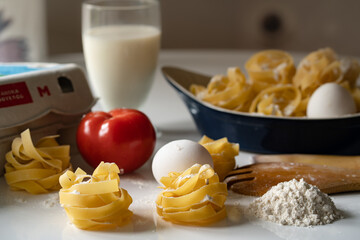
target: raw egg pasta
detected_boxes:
[199,135,239,181]
[59,162,133,231]
[245,50,296,85]
[249,84,301,116]
[4,129,72,194]
[190,67,255,112]
[156,164,228,225]
[190,48,360,116]
[293,48,360,109]
[293,48,340,97]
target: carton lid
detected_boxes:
[0,63,96,129]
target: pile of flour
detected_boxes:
[248,178,342,227]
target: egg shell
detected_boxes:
[152,139,213,184]
[307,83,356,118]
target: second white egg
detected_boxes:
[307,83,356,118]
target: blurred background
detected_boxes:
[0,0,360,61]
[47,0,360,56]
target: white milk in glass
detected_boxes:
[83,25,160,110]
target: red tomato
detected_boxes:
[76,109,156,173]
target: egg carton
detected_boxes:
[0,63,96,176]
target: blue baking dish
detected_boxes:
[162,66,360,155]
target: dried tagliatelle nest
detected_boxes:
[156,164,228,225]
[59,162,133,230]
[190,48,360,117]
[4,129,72,194]
[198,135,239,181]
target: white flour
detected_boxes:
[248,178,342,227]
[42,193,60,208]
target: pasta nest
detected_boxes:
[5,129,72,194]
[156,164,228,225]
[293,48,360,97]
[245,49,296,85]
[59,162,133,230]
[198,135,239,181]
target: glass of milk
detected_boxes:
[82,0,161,111]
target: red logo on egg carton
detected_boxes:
[0,82,33,108]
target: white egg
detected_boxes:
[152,139,213,184]
[307,83,356,118]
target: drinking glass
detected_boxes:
[82,0,161,111]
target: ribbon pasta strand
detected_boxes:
[4,129,72,194]
[156,164,228,225]
[59,162,133,231]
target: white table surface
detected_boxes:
[1,50,360,240]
